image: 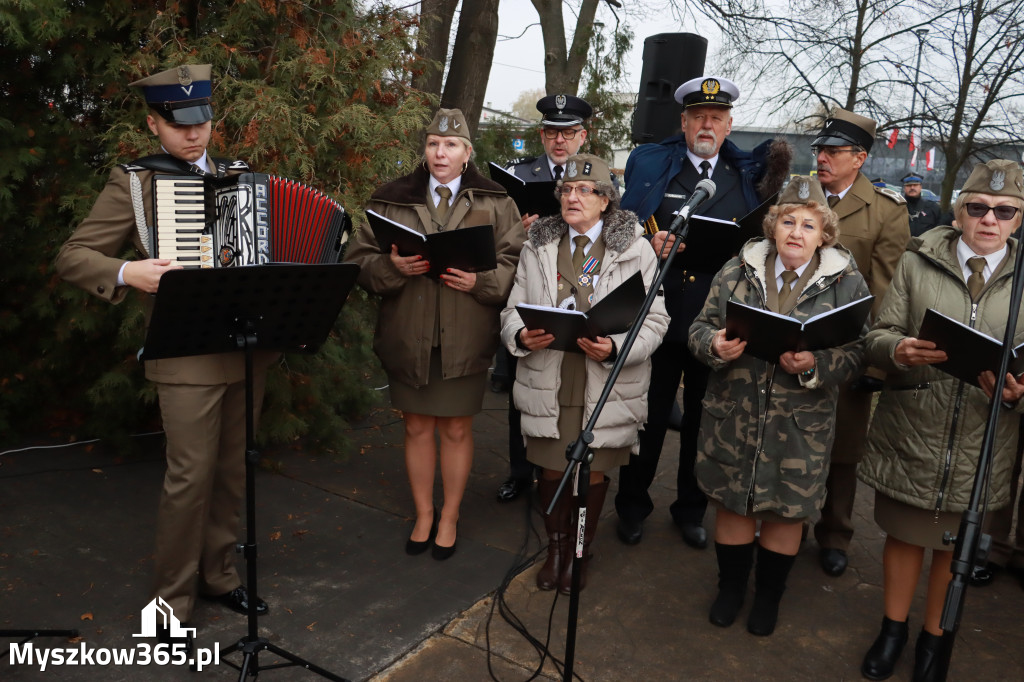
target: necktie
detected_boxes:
[967,256,987,300]
[779,270,799,308]
[572,235,589,273]
[699,160,711,179]
[554,165,564,182]
[827,195,840,208]
[435,185,452,212]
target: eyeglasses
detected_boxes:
[558,185,600,197]
[964,202,1020,220]
[811,146,862,157]
[542,127,584,140]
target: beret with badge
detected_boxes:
[130,64,213,125]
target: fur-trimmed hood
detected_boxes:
[528,208,642,255]
[370,161,505,206]
[739,237,856,296]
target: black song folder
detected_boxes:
[917,308,1024,386]
[725,295,873,363]
[515,271,646,353]
[366,210,497,277]
[670,193,777,274]
[488,162,561,218]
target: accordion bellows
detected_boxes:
[152,173,350,267]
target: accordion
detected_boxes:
[149,173,350,267]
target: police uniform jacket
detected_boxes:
[345,162,525,387]
[688,238,869,519]
[55,155,276,386]
[859,225,1023,512]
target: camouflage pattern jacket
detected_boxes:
[688,238,869,519]
[859,225,1024,513]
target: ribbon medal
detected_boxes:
[577,256,599,287]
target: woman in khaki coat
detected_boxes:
[346,108,524,560]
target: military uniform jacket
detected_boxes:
[688,238,869,519]
[906,196,943,237]
[859,225,1024,513]
[508,153,558,182]
[55,155,276,386]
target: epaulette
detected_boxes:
[507,156,537,167]
[874,185,907,205]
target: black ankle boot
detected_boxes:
[709,542,754,627]
[861,616,909,680]
[746,545,795,636]
[912,629,942,682]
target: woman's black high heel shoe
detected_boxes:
[431,520,458,561]
[405,509,437,556]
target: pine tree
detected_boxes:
[1,1,432,452]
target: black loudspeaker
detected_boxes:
[631,33,709,144]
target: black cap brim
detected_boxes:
[153,103,213,125]
[811,133,857,148]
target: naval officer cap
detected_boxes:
[674,76,739,108]
[130,64,213,125]
[537,94,593,127]
[811,107,877,153]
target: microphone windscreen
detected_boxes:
[695,178,717,199]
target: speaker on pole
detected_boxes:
[630,33,709,144]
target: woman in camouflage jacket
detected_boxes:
[688,176,869,637]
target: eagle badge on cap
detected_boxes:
[439,116,449,133]
[701,79,721,96]
[991,170,1006,191]
[177,66,193,87]
[567,161,578,178]
[555,94,567,110]
[798,179,810,200]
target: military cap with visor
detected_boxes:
[130,64,213,125]
[674,76,740,108]
[811,107,877,153]
[536,94,593,127]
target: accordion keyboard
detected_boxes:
[153,176,214,267]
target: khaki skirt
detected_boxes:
[874,491,962,551]
[389,347,486,417]
[526,405,632,472]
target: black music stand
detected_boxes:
[143,263,360,681]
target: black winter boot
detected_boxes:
[912,629,943,682]
[861,616,909,680]
[535,478,572,591]
[746,545,796,636]
[709,542,755,627]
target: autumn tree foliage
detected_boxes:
[1,0,432,451]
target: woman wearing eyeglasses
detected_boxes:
[858,160,1024,682]
[500,154,668,593]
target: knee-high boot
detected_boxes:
[535,478,572,591]
[709,542,755,627]
[558,476,610,594]
[747,544,796,636]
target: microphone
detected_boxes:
[676,178,717,223]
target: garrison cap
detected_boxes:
[561,154,610,184]
[778,175,828,207]
[811,107,876,152]
[424,108,471,143]
[130,64,213,125]
[674,76,739,108]
[537,94,593,127]
[960,159,1024,201]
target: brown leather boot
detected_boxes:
[535,478,572,590]
[558,476,610,594]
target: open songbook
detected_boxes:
[724,295,874,363]
[366,210,496,278]
[663,193,777,274]
[488,163,561,218]
[917,308,1024,386]
[515,271,646,353]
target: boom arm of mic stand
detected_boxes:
[936,235,1024,680]
[545,209,698,514]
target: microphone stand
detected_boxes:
[936,233,1024,680]
[548,198,706,682]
